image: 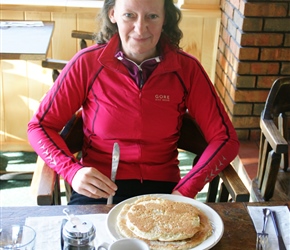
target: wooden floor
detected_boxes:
[237,141,260,180]
[235,140,290,201]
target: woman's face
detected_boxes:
[109,0,165,63]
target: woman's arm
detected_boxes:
[174,59,239,198]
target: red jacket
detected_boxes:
[27,34,239,198]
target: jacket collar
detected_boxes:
[98,34,181,74]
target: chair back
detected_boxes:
[61,110,208,159]
[60,110,83,153]
[177,113,207,155]
[263,77,290,119]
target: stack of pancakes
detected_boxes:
[116,195,213,250]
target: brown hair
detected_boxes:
[95,0,183,49]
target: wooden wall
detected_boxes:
[0,1,221,151]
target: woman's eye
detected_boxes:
[148,14,158,19]
[124,13,134,18]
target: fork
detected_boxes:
[256,208,270,250]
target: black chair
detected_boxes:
[31,110,249,205]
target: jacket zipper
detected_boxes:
[139,67,144,89]
[126,58,156,89]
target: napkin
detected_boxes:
[25,214,113,249]
[247,206,290,250]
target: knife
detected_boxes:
[270,210,287,250]
[107,142,120,205]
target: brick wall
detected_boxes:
[215,0,290,140]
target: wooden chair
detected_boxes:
[31,110,249,205]
[42,30,96,81]
[251,77,290,201]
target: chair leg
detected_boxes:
[53,174,61,205]
[257,135,271,189]
[65,181,72,204]
[52,69,60,82]
[278,113,289,171]
[80,39,88,49]
[206,175,220,202]
[250,178,265,202]
[218,182,230,202]
[256,133,266,186]
[261,150,281,201]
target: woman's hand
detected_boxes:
[71,167,118,199]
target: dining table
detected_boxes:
[0,20,54,60]
[1,201,289,249]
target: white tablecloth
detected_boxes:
[247,206,290,250]
[25,214,113,249]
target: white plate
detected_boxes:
[106,194,224,250]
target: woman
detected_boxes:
[27,0,239,204]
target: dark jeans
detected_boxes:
[68,179,177,205]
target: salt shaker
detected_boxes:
[62,208,96,250]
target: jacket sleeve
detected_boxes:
[174,58,240,198]
[27,52,89,184]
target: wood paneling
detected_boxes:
[201,17,221,81]
[179,9,221,81]
[180,11,204,60]
[1,60,30,150]
[52,12,78,60]
[0,10,24,20]
[77,12,101,47]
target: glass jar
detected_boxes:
[62,217,96,250]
